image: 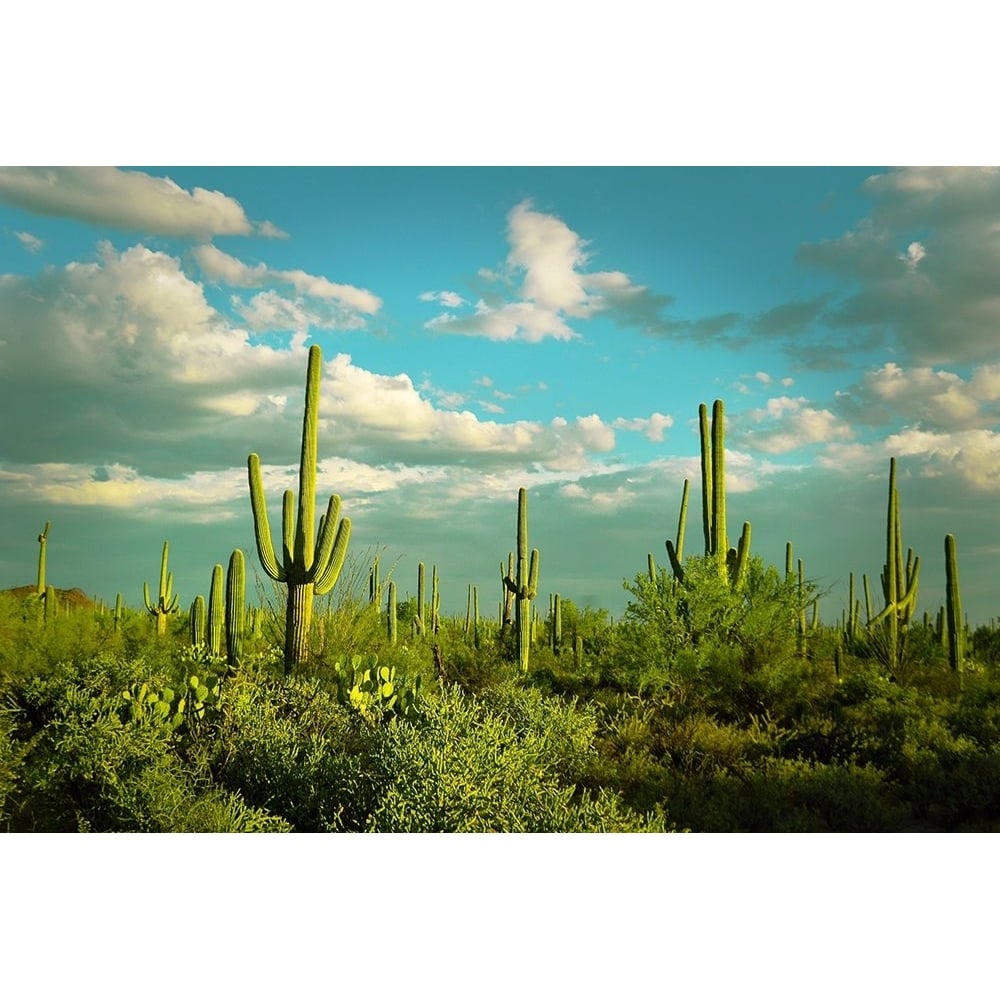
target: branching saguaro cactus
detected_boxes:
[502,487,540,672]
[144,541,179,637]
[665,478,691,582]
[866,457,920,675]
[248,345,352,673]
[668,402,750,588]
[944,533,963,673]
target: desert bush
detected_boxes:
[360,684,669,832]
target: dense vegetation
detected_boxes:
[3,557,999,832]
[3,345,998,833]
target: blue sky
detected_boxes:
[2,165,1000,626]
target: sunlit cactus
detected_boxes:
[190,595,206,647]
[502,487,540,672]
[225,549,246,669]
[248,345,352,672]
[143,541,180,637]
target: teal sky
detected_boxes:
[2,165,1000,626]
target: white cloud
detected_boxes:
[419,289,466,308]
[15,231,43,253]
[424,199,663,343]
[0,167,281,239]
[612,412,674,442]
[195,244,380,316]
[736,396,855,454]
[838,361,1000,430]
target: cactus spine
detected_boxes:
[143,541,179,637]
[502,488,540,672]
[944,533,963,673]
[248,345,351,672]
[225,549,245,669]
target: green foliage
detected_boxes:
[361,685,670,832]
[614,554,808,697]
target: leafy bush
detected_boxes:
[361,684,670,832]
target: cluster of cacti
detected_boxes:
[331,652,422,721]
[248,344,352,673]
[119,673,222,734]
[143,541,180,637]
[502,488,540,672]
[666,403,750,589]
[188,551,246,669]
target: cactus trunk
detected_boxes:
[247,345,351,673]
[945,533,963,673]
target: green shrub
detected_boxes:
[361,685,669,832]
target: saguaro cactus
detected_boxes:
[670,403,750,588]
[248,345,352,672]
[502,487,540,672]
[36,521,51,597]
[867,457,920,674]
[225,549,246,669]
[387,580,398,645]
[143,541,179,637]
[206,564,224,657]
[190,595,206,647]
[944,533,963,673]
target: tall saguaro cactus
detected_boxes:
[144,541,179,637]
[248,345,352,672]
[671,401,750,588]
[502,487,540,672]
[867,457,920,674]
[944,533,963,673]
[225,549,246,669]
[36,521,51,597]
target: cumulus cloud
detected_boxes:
[195,244,381,317]
[424,199,692,343]
[798,166,1000,364]
[836,361,1000,430]
[0,167,282,239]
[612,412,674,442]
[734,396,855,454]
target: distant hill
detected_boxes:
[2,585,95,609]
